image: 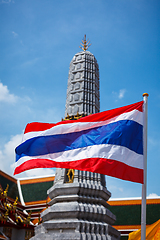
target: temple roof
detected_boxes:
[108,197,160,237]
[0,177,34,230]
[0,171,20,201]
[19,176,54,205]
[0,170,55,226]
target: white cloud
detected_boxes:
[147,193,159,198]
[107,183,124,194]
[118,89,126,99]
[0,133,23,175]
[24,168,55,178]
[0,0,13,3]
[20,58,40,68]
[12,31,18,38]
[148,137,160,147]
[112,89,126,101]
[0,82,18,103]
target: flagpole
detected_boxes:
[141,93,149,240]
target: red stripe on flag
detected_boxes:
[24,101,143,134]
[14,158,143,184]
[24,122,56,134]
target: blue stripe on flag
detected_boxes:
[16,120,143,162]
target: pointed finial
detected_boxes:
[79,34,91,51]
[143,93,149,97]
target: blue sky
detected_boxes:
[0,0,160,198]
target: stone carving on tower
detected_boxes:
[65,35,100,119]
[31,36,120,240]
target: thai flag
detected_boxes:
[14,101,144,183]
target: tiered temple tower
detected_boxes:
[65,38,100,118]
[31,36,120,240]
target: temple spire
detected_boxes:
[65,41,100,118]
[79,34,91,51]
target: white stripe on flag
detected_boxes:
[15,144,143,170]
[22,109,143,143]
